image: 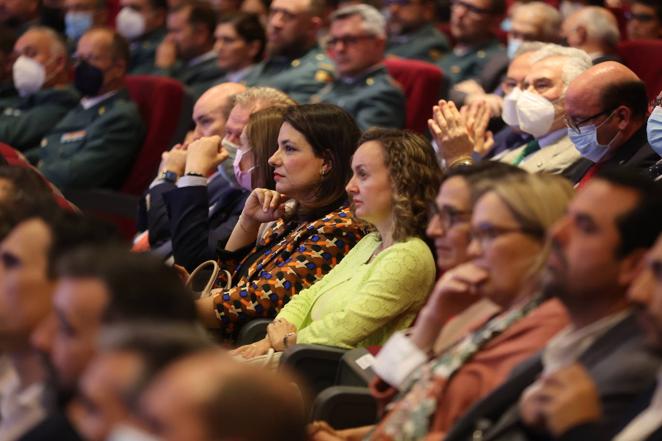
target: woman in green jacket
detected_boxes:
[234,128,441,357]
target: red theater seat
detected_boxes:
[617,39,662,100]
[384,57,444,135]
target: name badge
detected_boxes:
[60,130,86,143]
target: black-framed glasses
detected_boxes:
[451,0,493,15]
[429,204,471,230]
[470,224,544,248]
[325,34,375,49]
[564,109,614,135]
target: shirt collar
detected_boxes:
[81,90,118,110]
[187,50,217,67]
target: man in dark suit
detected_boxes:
[445,168,662,441]
[511,231,662,441]
[562,62,659,185]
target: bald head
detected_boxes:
[192,82,247,139]
[566,62,643,113]
[511,2,561,43]
[141,350,307,441]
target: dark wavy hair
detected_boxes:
[281,104,360,220]
[357,128,442,242]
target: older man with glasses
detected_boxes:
[310,4,405,130]
[561,61,660,186]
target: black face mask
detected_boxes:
[74,60,104,97]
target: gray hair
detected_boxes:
[512,2,562,42]
[513,41,547,59]
[530,43,592,89]
[330,4,386,39]
[233,86,296,110]
[572,6,621,49]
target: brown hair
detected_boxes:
[357,128,442,242]
[245,107,285,190]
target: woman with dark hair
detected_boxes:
[233,128,441,358]
[214,12,266,83]
[196,104,365,339]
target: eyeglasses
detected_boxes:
[325,34,375,49]
[430,205,471,230]
[564,109,614,135]
[625,11,656,22]
[451,0,493,15]
[470,224,544,249]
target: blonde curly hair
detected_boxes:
[357,128,442,242]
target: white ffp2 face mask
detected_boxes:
[116,7,145,40]
[516,90,557,138]
[501,87,522,128]
[13,55,46,96]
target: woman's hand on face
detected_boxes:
[230,338,272,359]
[241,189,290,224]
[267,319,297,351]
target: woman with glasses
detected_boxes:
[233,128,440,359]
[311,173,573,441]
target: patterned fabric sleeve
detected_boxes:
[211,206,364,339]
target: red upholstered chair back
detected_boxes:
[617,39,662,100]
[384,57,444,134]
[122,75,190,195]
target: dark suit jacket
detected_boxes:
[445,313,661,441]
[18,413,83,441]
[558,382,662,441]
[562,125,659,184]
[160,175,248,271]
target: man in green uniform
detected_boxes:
[311,4,405,130]
[243,0,334,104]
[25,28,144,191]
[0,27,79,151]
[116,0,167,74]
[436,0,507,99]
[385,0,449,63]
[155,0,224,100]
[63,0,108,50]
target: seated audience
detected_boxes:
[0,0,40,36]
[195,103,365,340]
[0,27,78,151]
[312,172,573,440]
[562,6,622,64]
[213,12,266,84]
[441,168,662,441]
[154,86,294,269]
[116,0,167,74]
[156,0,223,99]
[25,27,144,192]
[0,209,117,441]
[384,0,450,63]
[63,0,107,46]
[136,349,307,441]
[626,0,662,40]
[433,45,592,174]
[70,323,214,441]
[26,245,200,441]
[234,128,440,358]
[562,62,660,185]
[312,4,406,130]
[648,91,662,180]
[243,0,335,104]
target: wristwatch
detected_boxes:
[160,170,178,184]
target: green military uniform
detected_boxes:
[386,23,450,63]
[157,51,225,100]
[311,65,405,131]
[128,28,167,75]
[436,38,505,87]
[25,89,144,191]
[0,86,79,151]
[243,46,334,104]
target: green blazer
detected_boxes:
[387,23,450,63]
[277,233,436,349]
